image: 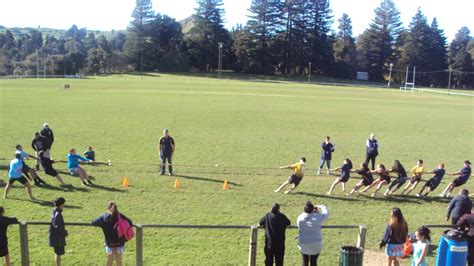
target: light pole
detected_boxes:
[218,42,223,79]
[308,62,312,83]
[387,63,393,88]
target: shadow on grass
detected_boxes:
[358,194,421,204]
[9,197,82,209]
[90,183,126,193]
[40,183,90,193]
[294,192,363,202]
[174,174,243,187]
[0,165,9,171]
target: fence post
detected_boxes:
[248,225,258,266]
[19,221,29,266]
[136,224,143,266]
[357,225,367,249]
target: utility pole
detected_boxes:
[218,42,223,79]
[387,63,393,88]
[447,68,452,93]
[308,62,312,83]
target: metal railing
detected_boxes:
[18,221,369,266]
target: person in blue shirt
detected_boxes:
[439,160,472,198]
[416,164,446,197]
[317,136,335,175]
[67,148,93,186]
[326,159,352,195]
[365,133,379,170]
[84,146,95,162]
[3,154,35,200]
[15,144,45,186]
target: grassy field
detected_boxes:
[0,74,473,265]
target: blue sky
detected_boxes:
[1,0,473,41]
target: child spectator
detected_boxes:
[0,206,18,266]
[49,197,68,266]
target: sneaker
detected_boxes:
[168,173,173,176]
[82,181,88,187]
[438,193,445,197]
[283,190,291,194]
[326,170,330,175]
[416,194,421,198]
[317,169,321,175]
[326,192,331,195]
[87,180,94,186]
[274,189,279,193]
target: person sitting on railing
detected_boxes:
[49,197,68,266]
[0,206,18,266]
[259,203,291,266]
[297,201,329,266]
[92,201,133,266]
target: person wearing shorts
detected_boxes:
[360,164,391,197]
[275,158,306,194]
[384,160,408,196]
[380,208,408,266]
[3,154,35,200]
[439,160,472,198]
[326,159,352,195]
[67,148,93,186]
[348,163,374,195]
[49,197,68,266]
[92,202,133,266]
[401,160,424,195]
[417,164,445,197]
[15,144,45,185]
[0,206,19,266]
[38,151,66,186]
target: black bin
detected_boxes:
[339,246,364,266]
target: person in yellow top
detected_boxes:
[401,160,424,195]
[275,157,306,194]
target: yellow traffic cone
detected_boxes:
[223,180,230,190]
[122,177,129,188]
[174,179,180,189]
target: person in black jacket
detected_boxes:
[0,206,19,266]
[31,132,48,171]
[38,151,66,186]
[317,136,335,175]
[457,209,474,266]
[92,201,133,266]
[447,189,473,225]
[259,203,291,266]
[365,133,379,170]
[40,123,54,149]
[49,197,68,266]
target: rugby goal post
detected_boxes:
[400,66,416,93]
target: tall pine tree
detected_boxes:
[332,13,356,78]
[449,27,473,88]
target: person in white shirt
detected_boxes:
[297,202,329,266]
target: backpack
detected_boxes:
[115,214,134,241]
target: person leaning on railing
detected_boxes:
[457,207,474,266]
[49,197,68,266]
[0,206,19,266]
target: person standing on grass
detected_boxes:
[439,160,472,198]
[317,136,335,175]
[297,201,329,266]
[158,129,175,176]
[360,164,391,197]
[348,163,374,195]
[411,226,430,266]
[379,207,408,266]
[31,132,47,170]
[259,203,291,266]
[49,197,68,266]
[365,133,379,170]
[0,207,18,266]
[67,148,93,186]
[92,202,133,266]
[446,188,472,225]
[416,164,446,197]
[401,160,424,195]
[384,160,408,196]
[274,157,306,194]
[326,159,352,195]
[457,208,474,266]
[40,122,54,150]
[15,144,46,186]
[3,154,35,200]
[84,146,95,161]
[38,151,66,186]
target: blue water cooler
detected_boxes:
[436,229,468,266]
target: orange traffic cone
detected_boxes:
[223,180,230,190]
[122,177,129,188]
[174,179,180,189]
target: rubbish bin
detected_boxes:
[436,229,468,266]
[339,246,364,266]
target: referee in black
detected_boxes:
[158,129,175,176]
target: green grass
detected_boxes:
[0,74,473,265]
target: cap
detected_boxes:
[54,197,66,207]
[43,123,49,127]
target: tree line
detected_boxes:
[0,0,473,88]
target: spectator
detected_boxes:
[259,203,291,266]
[92,202,133,266]
[3,154,35,200]
[297,201,329,266]
[365,133,379,170]
[84,146,96,162]
[49,197,68,266]
[158,129,175,176]
[412,226,430,266]
[317,136,335,175]
[457,208,474,266]
[0,206,18,266]
[440,160,472,198]
[380,207,408,266]
[40,123,54,150]
[447,189,472,225]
